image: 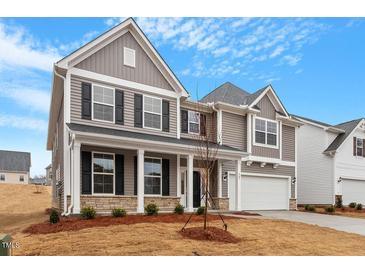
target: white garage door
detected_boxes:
[342,179,365,205]
[229,174,289,210]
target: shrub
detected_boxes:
[349,202,357,208]
[174,204,184,215]
[49,209,60,224]
[112,208,126,217]
[325,205,335,213]
[81,206,96,219]
[196,206,205,215]
[335,196,343,208]
[145,203,159,216]
[304,204,315,212]
[356,203,363,210]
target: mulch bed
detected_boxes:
[299,206,365,215]
[179,227,240,243]
[231,211,261,216]
[23,214,236,235]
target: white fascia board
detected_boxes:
[71,130,245,160]
[242,155,296,167]
[214,102,251,115]
[277,115,304,127]
[294,116,345,133]
[69,67,178,99]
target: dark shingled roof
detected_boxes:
[67,123,242,153]
[324,118,364,153]
[0,150,31,172]
[291,114,333,128]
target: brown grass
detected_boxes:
[13,218,365,256]
[0,183,51,234]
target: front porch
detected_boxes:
[64,124,244,215]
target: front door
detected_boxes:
[193,171,201,208]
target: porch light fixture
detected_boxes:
[337,177,342,183]
[291,177,296,185]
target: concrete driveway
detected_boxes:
[252,211,365,236]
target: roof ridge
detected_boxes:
[0,149,31,154]
[335,118,364,127]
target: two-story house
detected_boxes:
[294,115,365,206]
[47,18,300,215]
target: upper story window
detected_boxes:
[188,111,200,134]
[123,47,136,68]
[143,95,162,130]
[254,118,278,148]
[0,174,5,181]
[93,85,114,122]
[144,157,162,195]
[93,153,114,194]
[356,137,364,157]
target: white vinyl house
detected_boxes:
[294,115,365,206]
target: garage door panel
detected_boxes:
[229,174,289,210]
[342,179,365,205]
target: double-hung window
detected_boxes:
[144,157,162,195]
[356,138,363,157]
[19,175,24,182]
[93,153,114,194]
[143,96,162,130]
[93,85,114,122]
[255,118,278,147]
[188,111,200,134]
[0,174,5,181]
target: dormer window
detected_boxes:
[123,47,136,68]
[254,118,278,148]
[356,137,364,157]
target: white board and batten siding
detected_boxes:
[297,123,335,205]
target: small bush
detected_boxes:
[325,205,335,213]
[174,204,184,215]
[335,196,343,208]
[81,206,96,219]
[356,203,363,210]
[112,208,126,217]
[49,209,60,224]
[196,206,205,215]
[304,204,316,212]
[145,203,159,216]
[349,202,357,208]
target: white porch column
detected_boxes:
[235,159,242,211]
[218,160,223,198]
[137,149,145,213]
[73,142,81,214]
[187,154,194,212]
[176,155,181,197]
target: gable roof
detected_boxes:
[291,114,333,128]
[324,118,364,153]
[0,150,31,172]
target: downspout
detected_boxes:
[64,133,75,216]
[207,102,221,144]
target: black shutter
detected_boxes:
[81,151,92,194]
[134,94,143,128]
[81,82,92,120]
[162,100,170,132]
[181,110,188,133]
[115,89,124,125]
[162,159,170,196]
[115,154,124,195]
[134,156,138,195]
[363,139,365,157]
[353,137,357,156]
[200,113,206,136]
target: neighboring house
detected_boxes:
[30,176,47,185]
[0,150,31,184]
[45,164,52,186]
[294,115,365,206]
[47,17,300,215]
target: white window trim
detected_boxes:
[144,156,163,196]
[91,83,115,124]
[143,95,162,131]
[253,117,279,149]
[188,110,200,135]
[355,137,364,157]
[91,151,115,196]
[123,47,136,68]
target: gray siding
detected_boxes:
[81,146,177,196]
[180,108,216,142]
[222,112,246,151]
[255,95,276,120]
[70,75,177,138]
[282,125,295,162]
[75,31,173,91]
[222,161,295,198]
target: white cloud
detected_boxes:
[0,23,61,72]
[282,54,302,66]
[231,18,252,28]
[59,30,99,53]
[212,46,231,57]
[269,45,285,58]
[104,17,126,27]
[0,114,47,131]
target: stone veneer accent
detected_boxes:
[210,197,229,211]
[144,197,180,211]
[289,198,297,211]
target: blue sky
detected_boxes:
[0,17,364,175]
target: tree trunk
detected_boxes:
[203,170,209,230]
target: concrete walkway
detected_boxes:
[249,210,365,236]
